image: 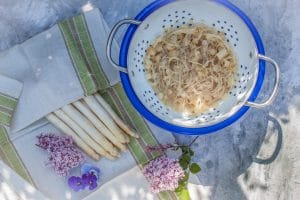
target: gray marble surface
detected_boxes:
[0,0,300,199]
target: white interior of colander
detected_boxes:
[127,0,259,127]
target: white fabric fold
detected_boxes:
[0,74,23,99]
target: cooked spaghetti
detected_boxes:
[144,24,237,115]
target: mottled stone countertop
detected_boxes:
[0,0,299,199]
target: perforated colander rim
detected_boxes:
[119,0,266,135]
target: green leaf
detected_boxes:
[179,154,191,170]
[189,149,194,156]
[176,188,190,200]
[189,163,201,174]
[179,158,189,170]
[181,154,191,163]
[181,146,188,153]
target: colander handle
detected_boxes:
[246,54,280,108]
[106,19,142,73]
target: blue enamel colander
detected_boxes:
[106,0,280,135]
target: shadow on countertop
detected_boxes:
[174,113,283,200]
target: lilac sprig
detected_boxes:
[143,136,201,199]
[143,155,185,193]
[36,134,73,153]
[36,134,85,177]
[145,144,173,154]
[46,146,85,177]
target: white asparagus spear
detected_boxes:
[72,101,127,151]
[117,129,130,143]
[122,131,130,143]
[61,104,120,157]
[94,93,139,138]
[46,113,100,160]
[83,96,128,142]
[53,109,112,159]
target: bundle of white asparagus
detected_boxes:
[46,94,139,160]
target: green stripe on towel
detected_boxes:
[59,14,109,96]
[0,93,18,126]
[0,105,13,116]
[0,111,11,126]
[72,15,109,89]
[0,93,17,110]
[59,20,96,95]
[0,126,34,185]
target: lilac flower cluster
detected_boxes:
[145,144,173,154]
[142,155,185,193]
[36,134,85,177]
[68,163,100,191]
[36,134,73,153]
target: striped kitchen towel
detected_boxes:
[0,74,34,185]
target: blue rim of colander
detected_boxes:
[119,0,265,135]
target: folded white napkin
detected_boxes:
[0,9,119,134]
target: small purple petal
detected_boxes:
[81,173,90,184]
[81,163,100,180]
[88,181,98,190]
[82,173,98,190]
[68,176,85,191]
[91,174,97,180]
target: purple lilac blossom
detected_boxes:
[36,134,85,177]
[46,146,85,177]
[142,155,185,193]
[36,134,73,153]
